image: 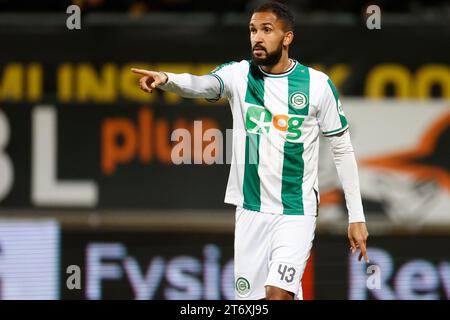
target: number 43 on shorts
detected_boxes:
[278,264,296,283]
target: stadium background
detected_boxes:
[0,0,449,300]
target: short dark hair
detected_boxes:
[253,1,295,31]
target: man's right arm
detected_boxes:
[131,68,222,100]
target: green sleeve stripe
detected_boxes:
[326,78,348,132]
[327,78,340,107]
[206,61,236,102]
[205,73,224,102]
[322,124,349,136]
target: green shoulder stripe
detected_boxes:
[327,78,348,130]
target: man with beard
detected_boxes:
[131,1,369,300]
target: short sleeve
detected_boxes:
[206,61,236,102]
[317,78,349,136]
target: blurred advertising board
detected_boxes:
[61,229,235,300]
[60,229,450,300]
[314,234,450,300]
[0,100,448,226]
[0,220,448,300]
[318,100,450,226]
[0,220,59,299]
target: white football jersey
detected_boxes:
[210,59,348,215]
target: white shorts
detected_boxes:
[234,206,316,300]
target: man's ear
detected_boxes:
[283,31,294,46]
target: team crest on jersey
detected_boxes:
[290,92,308,109]
[235,277,251,297]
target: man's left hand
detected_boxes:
[348,222,369,263]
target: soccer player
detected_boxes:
[132,1,369,300]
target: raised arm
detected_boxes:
[131,68,221,100]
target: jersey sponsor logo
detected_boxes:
[235,276,251,297]
[245,105,305,142]
[290,92,308,109]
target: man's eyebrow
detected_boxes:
[249,22,274,27]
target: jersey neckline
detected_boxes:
[257,59,298,78]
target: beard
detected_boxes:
[251,41,283,66]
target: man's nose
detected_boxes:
[253,30,264,42]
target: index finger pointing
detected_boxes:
[131,68,151,76]
[358,240,369,263]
